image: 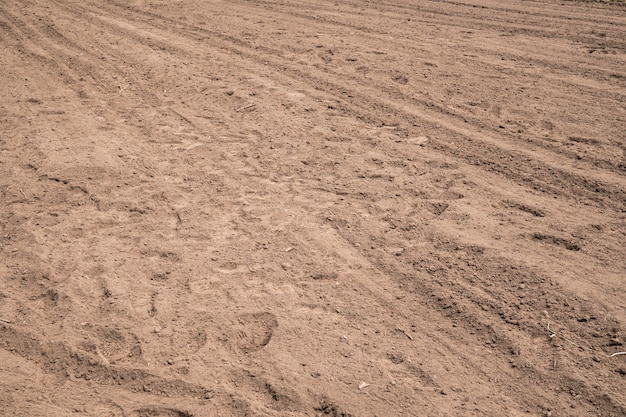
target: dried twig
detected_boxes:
[546,321,624,358]
[170,108,193,124]
[20,189,26,198]
[235,103,256,112]
[547,322,591,351]
[395,327,413,340]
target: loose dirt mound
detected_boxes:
[1,0,625,416]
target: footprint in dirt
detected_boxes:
[222,312,278,354]
[77,325,144,365]
[89,402,125,417]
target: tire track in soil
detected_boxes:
[55,0,626,211]
[17,0,626,185]
[0,2,166,109]
[331,213,626,416]
[1,0,625,416]
[7,0,624,338]
[0,324,212,400]
[244,0,626,77]
[74,0,626,296]
[233,0,626,162]
[300,150,626,413]
[17,0,624,352]
[0,5,108,92]
[54,2,624,410]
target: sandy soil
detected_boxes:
[1,0,625,416]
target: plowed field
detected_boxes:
[1,0,625,416]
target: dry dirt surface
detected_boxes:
[1,0,625,416]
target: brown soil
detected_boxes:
[1,0,625,416]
